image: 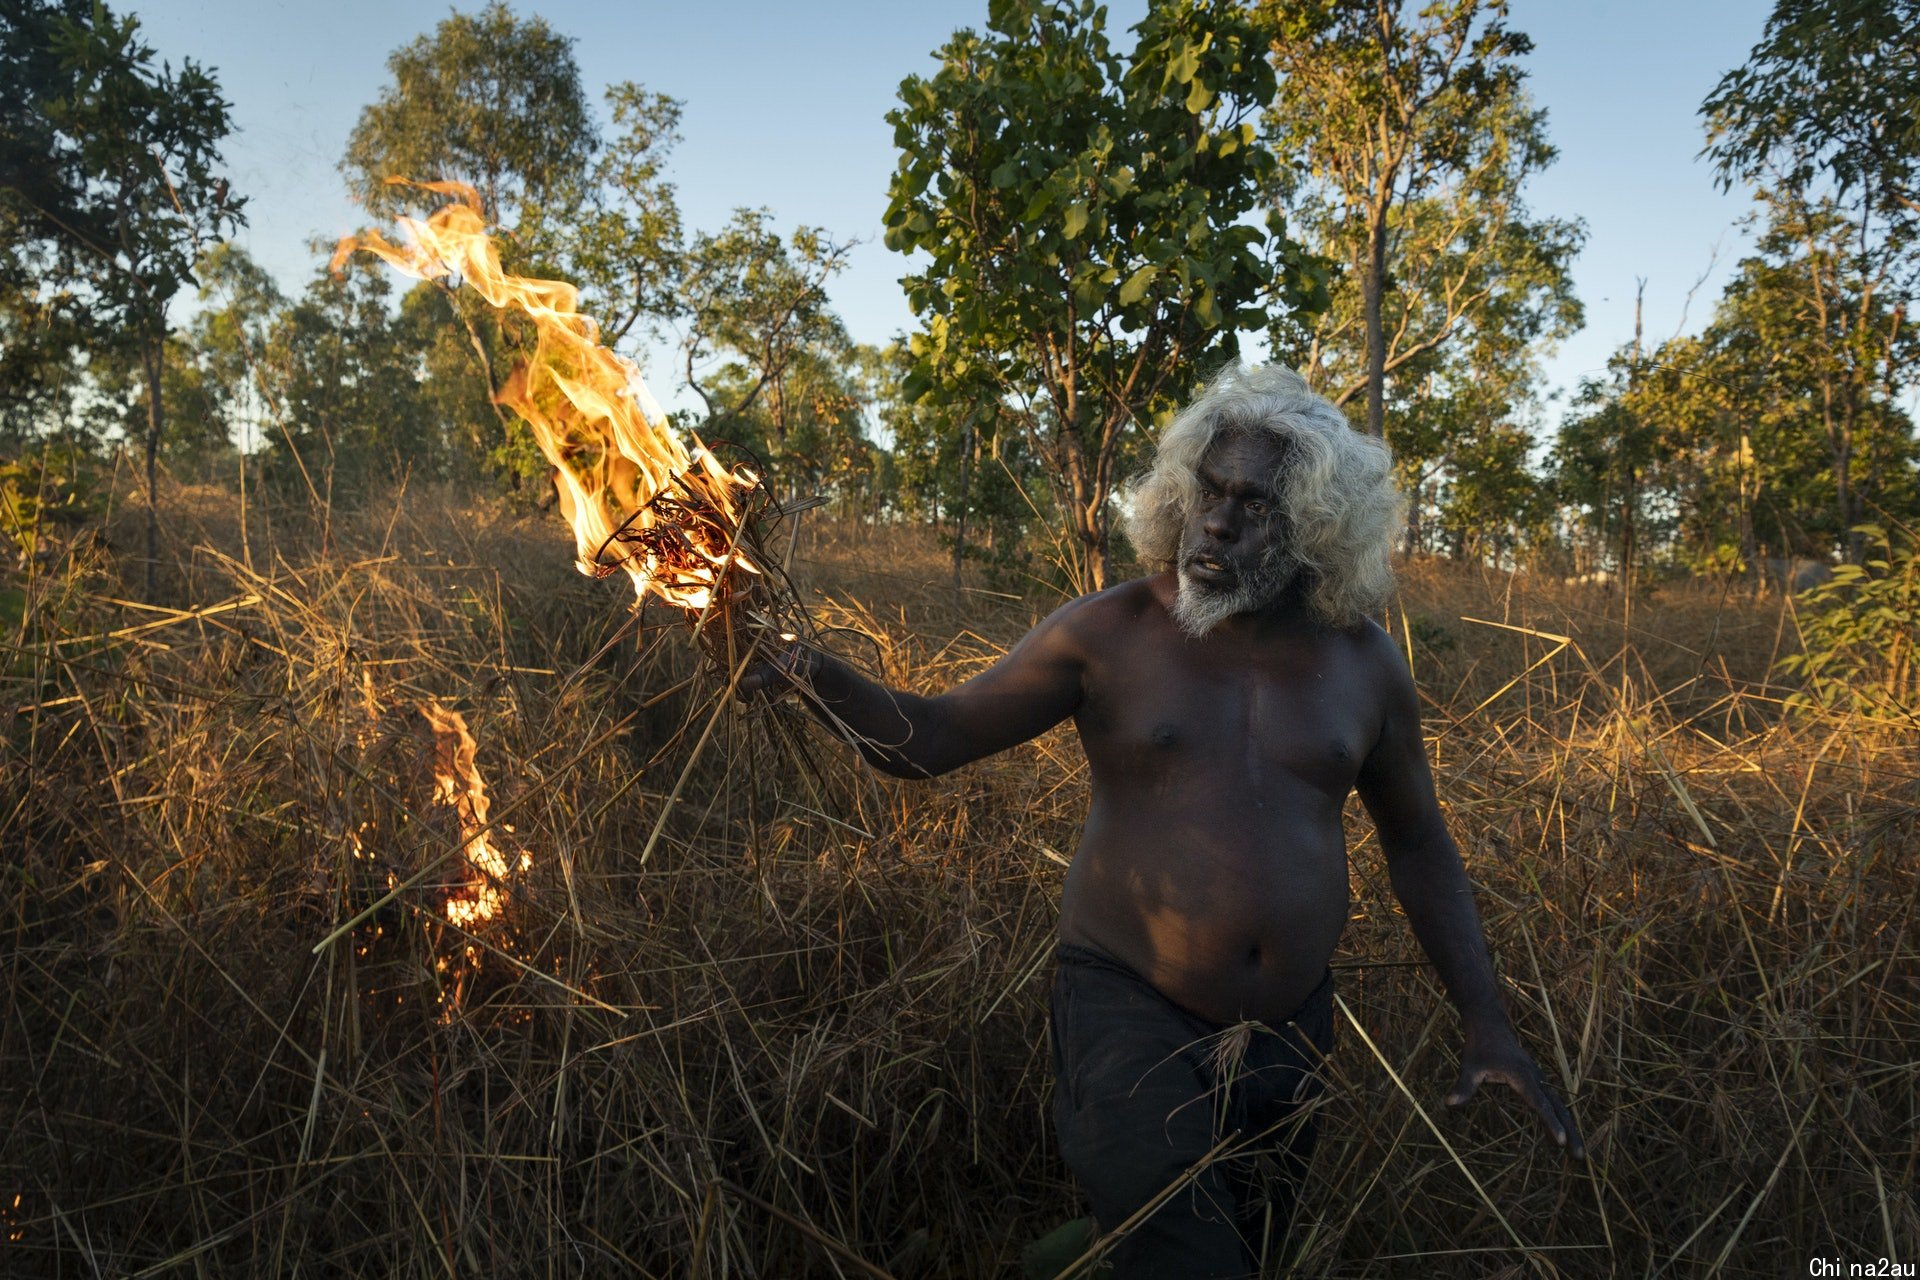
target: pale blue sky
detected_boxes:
[133,0,1774,420]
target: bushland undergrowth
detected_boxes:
[1,478,1913,1278]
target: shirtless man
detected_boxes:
[744,363,1582,1277]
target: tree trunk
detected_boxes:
[1402,476,1423,557]
[1076,475,1112,593]
[1064,505,1110,593]
[1362,201,1388,439]
[1738,418,1759,598]
[952,420,972,596]
[142,331,165,598]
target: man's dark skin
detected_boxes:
[746,430,1584,1156]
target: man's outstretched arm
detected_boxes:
[1354,626,1585,1158]
[739,597,1088,779]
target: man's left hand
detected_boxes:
[1445,1026,1586,1159]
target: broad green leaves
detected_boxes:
[886,0,1319,589]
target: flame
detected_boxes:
[419,701,529,927]
[333,178,761,613]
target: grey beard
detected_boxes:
[1171,552,1301,639]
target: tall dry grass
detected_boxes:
[1,478,1913,1278]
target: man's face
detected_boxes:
[1171,431,1298,637]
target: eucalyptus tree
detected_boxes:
[1704,0,1920,564]
[678,212,851,428]
[0,0,245,593]
[887,0,1323,591]
[1703,0,1920,234]
[342,1,595,247]
[1552,213,1920,586]
[665,207,892,505]
[259,260,443,506]
[1704,205,1920,561]
[343,4,690,488]
[1263,0,1580,445]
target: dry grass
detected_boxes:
[1,479,1913,1278]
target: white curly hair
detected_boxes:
[1123,362,1404,628]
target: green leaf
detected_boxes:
[1118,264,1158,306]
[1171,40,1199,85]
[1063,202,1089,239]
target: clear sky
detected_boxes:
[131,0,1775,423]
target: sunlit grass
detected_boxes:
[1,478,1912,1277]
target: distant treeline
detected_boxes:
[3,0,1916,593]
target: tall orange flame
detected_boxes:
[333,178,761,614]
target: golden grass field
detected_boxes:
[2,478,1913,1277]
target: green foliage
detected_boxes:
[676,210,885,505]
[1553,190,1920,581]
[258,262,445,496]
[1264,0,1579,443]
[0,0,244,592]
[569,84,685,346]
[1550,364,1675,581]
[1,0,244,333]
[1427,419,1549,563]
[884,351,1055,585]
[0,446,98,561]
[1703,0,1920,235]
[887,0,1318,590]
[341,1,594,245]
[1693,1,1920,578]
[1711,200,1920,559]
[0,280,87,445]
[1777,525,1920,721]
[84,332,235,479]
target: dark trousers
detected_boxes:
[1049,944,1334,1279]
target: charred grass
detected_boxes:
[1,481,1914,1278]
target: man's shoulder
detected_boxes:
[1028,575,1171,652]
[1332,613,1410,673]
[1340,614,1420,711]
[1062,574,1172,627]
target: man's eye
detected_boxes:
[1247,500,1269,517]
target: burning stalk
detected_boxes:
[419,700,529,929]
[332,177,812,672]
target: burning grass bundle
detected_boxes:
[333,177,822,688]
[1,480,1916,1277]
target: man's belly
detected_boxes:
[1057,807,1350,1025]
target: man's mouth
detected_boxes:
[1183,554,1234,583]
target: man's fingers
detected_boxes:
[1444,1065,1482,1108]
[1547,1087,1587,1159]
[1451,1054,1587,1159]
[1520,1076,1568,1146]
[1520,1075,1589,1160]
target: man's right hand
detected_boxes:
[734,633,812,702]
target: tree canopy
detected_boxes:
[887,0,1324,589]
[1,0,1916,599]
[1,0,244,591]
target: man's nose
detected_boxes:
[1202,504,1238,541]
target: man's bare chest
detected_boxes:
[1074,639,1381,799]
